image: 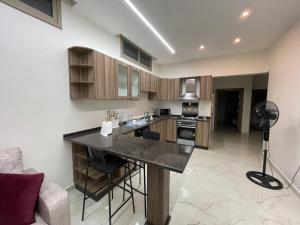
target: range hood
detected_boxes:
[179,78,200,101]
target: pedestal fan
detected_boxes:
[246,101,283,190]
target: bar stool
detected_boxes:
[123,130,160,218]
[82,146,135,225]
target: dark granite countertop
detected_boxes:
[64,119,194,173]
[152,115,211,122]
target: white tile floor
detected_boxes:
[69,130,300,225]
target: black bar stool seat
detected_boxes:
[88,154,127,174]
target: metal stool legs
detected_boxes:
[107,173,112,225]
[82,164,135,225]
[143,164,147,217]
[81,165,89,221]
[128,165,136,213]
[123,162,147,218]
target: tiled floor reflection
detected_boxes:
[70,130,300,225]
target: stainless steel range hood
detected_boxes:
[179,78,200,101]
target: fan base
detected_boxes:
[246,171,283,190]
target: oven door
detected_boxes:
[177,126,196,146]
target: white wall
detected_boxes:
[268,19,300,192]
[0,2,157,188]
[158,50,269,78]
[213,76,253,134]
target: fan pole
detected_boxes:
[262,149,267,176]
[246,121,283,190]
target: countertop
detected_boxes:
[64,118,194,173]
[152,115,211,122]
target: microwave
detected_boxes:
[154,108,171,117]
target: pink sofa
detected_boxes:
[0,147,71,225]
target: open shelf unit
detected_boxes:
[72,143,125,201]
[68,47,96,99]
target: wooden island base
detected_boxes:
[146,164,171,225]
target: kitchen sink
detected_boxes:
[125,119,148,127]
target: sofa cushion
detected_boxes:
[0,173,44,225]
[0,147,23,174]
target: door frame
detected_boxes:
[214,88,244,133]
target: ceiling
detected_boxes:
[74,0,300,64]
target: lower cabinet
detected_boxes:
[195,121,210,149]
[149,119,177,142]
[165,119,177,142]
[149,121,165,141]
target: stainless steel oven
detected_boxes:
[177,102,199,146]
[177,119,197,146]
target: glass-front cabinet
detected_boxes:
[130,67,140,99]
[116,61,130,99]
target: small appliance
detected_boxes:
[154,108,171,117]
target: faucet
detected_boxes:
[144,112,149,120]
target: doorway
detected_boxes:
[215,89,244,132]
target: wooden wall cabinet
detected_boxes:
[68,47,212,102]
[200,75,213,101]
[68,47,96,99]
[141,72,159,93]
[150,74,159,93]
[165,119,177,142]
[140,71,150,92]
[95,53,116,100]
[115,60,130,100]
[195,121,210,149]
[129,66,140,100]
[159,78,169,100]
[168,79,181,100]
[157,78,180,101]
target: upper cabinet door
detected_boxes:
[168,79,175,100]
[116,61,130,99]
[174,79,181,100]
[95,53,116,100]
[159,78,169,100]
[200,75,213,101]
[130,67,140,99]
[140,71,148,92]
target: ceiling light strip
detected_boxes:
[124,0,175,54]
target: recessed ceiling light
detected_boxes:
[124,0,175,54]
[240,9,251,20]
[234,37,241,44]
[199,45,205,50]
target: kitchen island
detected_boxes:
[64,118,194,225]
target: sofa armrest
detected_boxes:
[38,181,71,225]
[23,169,71,225]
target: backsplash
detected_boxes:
[157,101,211,117]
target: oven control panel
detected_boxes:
[177,119,197,128]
